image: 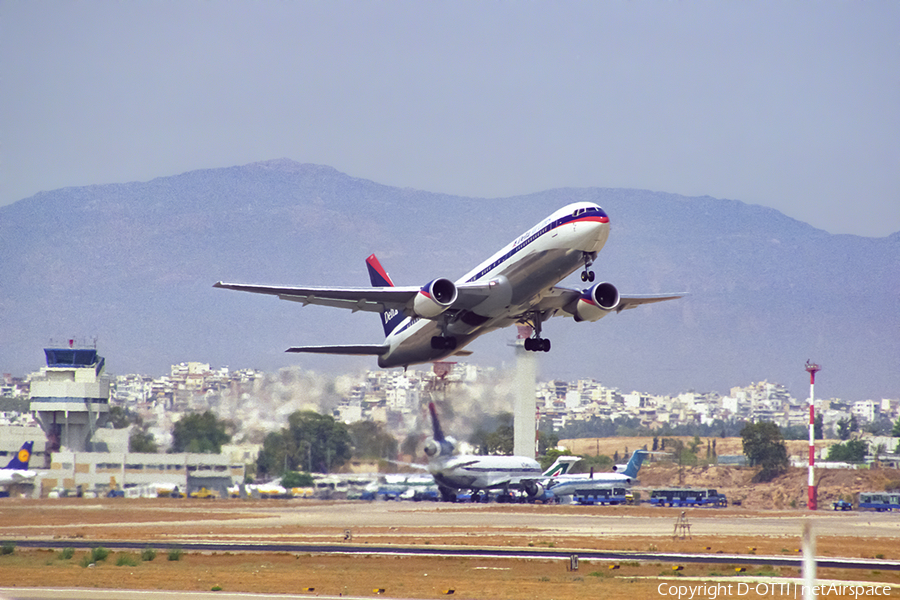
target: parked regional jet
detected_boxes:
[0,442,37,486]
[543,450,648,498]
[214,202,683,368]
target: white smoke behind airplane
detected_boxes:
[205,364,523,450]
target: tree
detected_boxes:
[740,421,789,482]
[893,416,900,438]
[826,439,868,463]
[348,421,398,461]
[129,429,158,453]
[814,413,824,440]
[286,410,352,473]
[836,415,859,441]
[170,410,232,454]
[256,431,288,479]
[255,410,352,479]
[280,471,314,488]
[108,405,157,452]
[470,412,514,455]
[836,417,852,441]
[400,433,421,459]
[108,405,135,429]
[537,430,559,456]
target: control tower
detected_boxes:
[29,340,110,452]
[509,325,538,458]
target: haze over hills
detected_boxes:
[1,159,897,402]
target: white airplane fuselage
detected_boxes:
[378,203,610,367]
[545,473,634,496]
[429,454,544,491]
[0,469,37,486]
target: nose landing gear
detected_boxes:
[581,251,596,282]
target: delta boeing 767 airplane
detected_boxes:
[214,202,683,368]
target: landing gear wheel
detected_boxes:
[524,337,551,352]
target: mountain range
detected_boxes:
[2,159,897,402]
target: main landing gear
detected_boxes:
[524,337,550,352]
[581,251,596,282]
[522,311,551,353]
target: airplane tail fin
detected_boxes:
[542,455,580,477]
[428,402,446,442]
[366,254,406,337]
[4,441,33,470]
[423,402,456,459]
[621,450,647,479]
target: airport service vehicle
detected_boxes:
[572,486,630,506]
[214,202,683,368]
[649,487,727,508]
[858,492,900,512]
[832,499,853,511]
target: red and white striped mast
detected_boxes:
[805,360,821,510]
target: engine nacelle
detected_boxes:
[523,481,545,498]
[572,282,620,322]
[423,436,456,459]
[413,278,458,318]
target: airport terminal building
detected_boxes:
[0,344,245,498]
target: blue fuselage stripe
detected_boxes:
[468,212,608,283]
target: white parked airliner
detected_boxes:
[214,202,683,368]
[422,402,553,501]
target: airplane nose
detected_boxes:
[573,219,609,253]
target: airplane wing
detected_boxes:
[617,293,686,310]
[286,344,388,355]
[534,287,685,314]
[213,281,494,316]
[213,282,420,314]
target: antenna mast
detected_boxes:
[805,360,821,511]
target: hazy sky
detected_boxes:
[3,2,898,237]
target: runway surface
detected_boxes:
[3,500,899,599]
[8,500,900,540]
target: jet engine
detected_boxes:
[523,481,545,498]
[423,436,456,459]
[413,278,458,318]
[572,282,620,322]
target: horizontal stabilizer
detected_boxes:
[286,344,389,356]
